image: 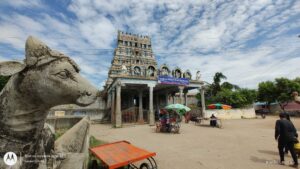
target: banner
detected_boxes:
[158,76,189,86]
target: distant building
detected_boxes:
[103,31,206,127]
[254,101,300,116]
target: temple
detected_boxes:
[103,31,206,127]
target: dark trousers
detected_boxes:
[278,141,298,164]
[210,120,217,127]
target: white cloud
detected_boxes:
[0,0,44,8]
[0,0,299,90]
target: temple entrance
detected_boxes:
[121,92,149,124]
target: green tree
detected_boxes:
[213,88,257,108]
[238,88,257,105]
[0,76,10,91]
[196,72,257,108]
[211,72,227,95]
[257,78,300,110]
[257,81,276,111]
[275,78,300,110]
[221,82,240,90]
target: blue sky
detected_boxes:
[0,0,299,89]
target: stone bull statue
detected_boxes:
[0,36,98,169]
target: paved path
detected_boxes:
[90,117,300,169]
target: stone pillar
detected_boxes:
[115,82,122,127]
[155,94,159,115]
[106,92,111,109]
[184,90,188,106]
[111,89,115,125]
[172,94,175,104]
[200,86,206,117]
[179,86,184,104]
[165,93,169,106]
[138,90,144,124]
[148,84,155,126]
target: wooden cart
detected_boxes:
[89,141,157,169]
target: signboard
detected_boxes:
[158,76,189,86]
[54,111,65,117]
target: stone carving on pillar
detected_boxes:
[148,84,155,126]
[0,36,98,169]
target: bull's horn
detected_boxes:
[25,36,50,66]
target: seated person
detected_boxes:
[210,114,217,127]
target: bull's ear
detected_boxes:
[0,61,26,76]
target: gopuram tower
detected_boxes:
[106,31,157,86]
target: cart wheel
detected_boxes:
[139,163,150,169]
[90,160,99,169]
[155,123,161,133]
[217,120,223,129]
[173,124,180,134]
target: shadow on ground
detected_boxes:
[258,150,279,156]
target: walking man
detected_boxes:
[275,113,298,167]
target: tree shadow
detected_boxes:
[258,150,278,156]
[250,156,270,164]
[250,156,291,168]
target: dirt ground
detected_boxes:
[90,116,300,169]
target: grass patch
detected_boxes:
[90,136,107,148]
[88,136,108,169]
[54,128,69,140]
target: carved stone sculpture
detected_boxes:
[134,66,141,76]
[196,71,201,81]
[175,70,181,78]
[121,65,127,75]
[147,67,155,77]
[0,36,98,169]
[293,91,300,104]
[161,67,169,76]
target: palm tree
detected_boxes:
[212,72,227,95]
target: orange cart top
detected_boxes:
[89,141,156,169]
